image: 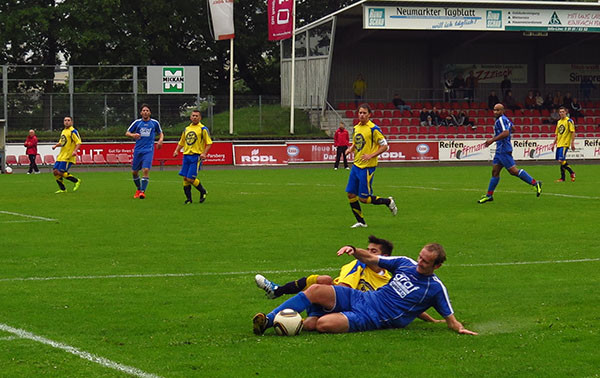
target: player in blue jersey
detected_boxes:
[478,103,542,203]
[126,104,164,199]
[253,242,477,335]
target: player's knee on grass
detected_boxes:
[316,275,334,285]
[304,284,335,308]
[303,316,318,331]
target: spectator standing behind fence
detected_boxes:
[392,94,410,111]
[24,129,40,174]
[353,74,366,105]
[580,77,595,103]
[500,75,512,97]
[524,90,536,110]
[444,75,454,102]
[570,97,583,120]
[333,121,350,170]
[488,90,500,110]
[503,90,518,111]
[453,73,466,100]
[465,71,478,103]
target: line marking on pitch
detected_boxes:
[1,258,598,283]
[0,211,58,223]
[0,323,161,378]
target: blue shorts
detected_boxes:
[53,161,72,172]
[555,147,568,161]
[178,154,202,179]
[131,150,154,171]
[331,286,380,332]
[345,165,376,198]
[493,152,516,169]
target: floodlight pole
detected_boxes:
[289,0,296,135]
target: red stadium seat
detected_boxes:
[400,119,410,126]
[408,126,418,134]
[540,109,550,117]
[371,119,381,125]
[389,127,399,134]
[6,155,18,165]
[381,118,391,126]
[18,155,29,165]
[399,126,409,134]
[383,110,392,118]
[392,118,401,126]
[385,103,395,110]
[338,103,347,110]
[352,118,359,125]
[522,118,531,125]
[392,110,402,118]
[93,155,107,164]
[373,110,383,118]
[44,155,56,165]
[410,118,420,126]
[80,155,92,164]
[118,154,132,164]
[532,117,542,125]
[411,110,420,117]
[345,110,355,118]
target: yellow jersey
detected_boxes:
[351,121,387,168]
[555,117,575,148]
[333,260,391,291]
[177,123,213,155]
[56,126,82,163]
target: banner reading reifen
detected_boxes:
[438,140,492,161]
[268,0,293,40]
[209,0,235,40]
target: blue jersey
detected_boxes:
[127,118,162,153]
[361,256,454,328]
[494,115,513,154]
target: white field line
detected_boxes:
[0,323,161,378]
[1,258,599,283]
[0,211,57,223]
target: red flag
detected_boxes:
[268,0,293,41]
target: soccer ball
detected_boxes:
[273,309,303,336]
[5,166,12,174]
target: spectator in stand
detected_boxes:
[553,91,563,109]
[524,90,536,110]
[444,75,454,102]
[353,74,367,105]
[580,77,595,103]
[333,121,350,171]
[570,97,583,120]
[534,91,544,111]
[562,92,573,109]
[453,73,466,100]
[503,90,518,111]
[543,93,554,111]
[24,129,40,174]
[546,107,560,124]
[488,90,500,110]
[448,110,460,127]
[419,108,431,126]
[439,108,450,126]
[392,94,410,111]
[465,71,478,103]
[431,107,442,126]
[500,75,512,97]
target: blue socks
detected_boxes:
[517,169,534,185]
[487,176,500,196]
[266,292,312,327]
[141,177,149,191]
[133,177,141,190]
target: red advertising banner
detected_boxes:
[77,141,233,166]
[268,0,293,41]
[285,142,336,163]
[234,145,288,165]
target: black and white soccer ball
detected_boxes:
[273,309,303,336]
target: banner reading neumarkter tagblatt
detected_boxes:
[209,0,235,40]
[268,0,293,40]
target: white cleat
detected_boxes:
[255,274,279,299]
[388,197,397,216]
[350,222,368,228]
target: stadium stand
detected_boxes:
[6,155,18,165]
[18,155,29,165]
[43,155,56,165]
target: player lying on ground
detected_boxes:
[254,236,448,332]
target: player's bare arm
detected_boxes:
[156,132,164,149]
[445,314,478,335]
[337,246,379,266]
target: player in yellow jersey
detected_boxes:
[344,104,397,228]
[51,116,82,193]
[552,106,576,182]
[254,235,443,331]
[173,109,213,203]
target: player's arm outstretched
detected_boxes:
[337,245,379,270]
[444,314,478,335]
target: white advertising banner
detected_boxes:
[438,140,492,161]
[545,64,600,84]
[443,64,527,84]
[147,66,200,94]
[364,6,600,32]
[208,0,235,40]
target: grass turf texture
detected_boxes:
[1,164,599,377]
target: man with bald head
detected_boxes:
[478,103,542,203]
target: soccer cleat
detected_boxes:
[253,313,268,335]
[199,191,207,203]
[255,274,279,299]
[388,197,398,216]
[34,171,40,174]
[345,167,350,170]
[571,173,576,182]
[477,195,493,204]
[73,179,81,192]
[334,167,338,170]
[555,178,565,183]
[133,190,141,199]
[55,189,67,194]
[139,191,146,199]
[350,222,368,228]
[535,181,543,197]
[184,199,192,204]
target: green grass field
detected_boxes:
[1,163,599,377]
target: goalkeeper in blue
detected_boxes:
[253,242,477,335]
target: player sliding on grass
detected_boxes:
[255,235,443,331]
[51,116,82,193]
[478,103,542,203]
[173,109,212,204]
[253,241,473,335]
[345,103,397,228]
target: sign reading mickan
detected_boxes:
[147,66,200,94]
[364,5,600,32]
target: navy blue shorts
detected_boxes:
[493,152,516,169]
[179,154,202,179]
[53,161,72,172]
[131,150,153,171]
[345,165,376,198]
[555,147,568,161]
